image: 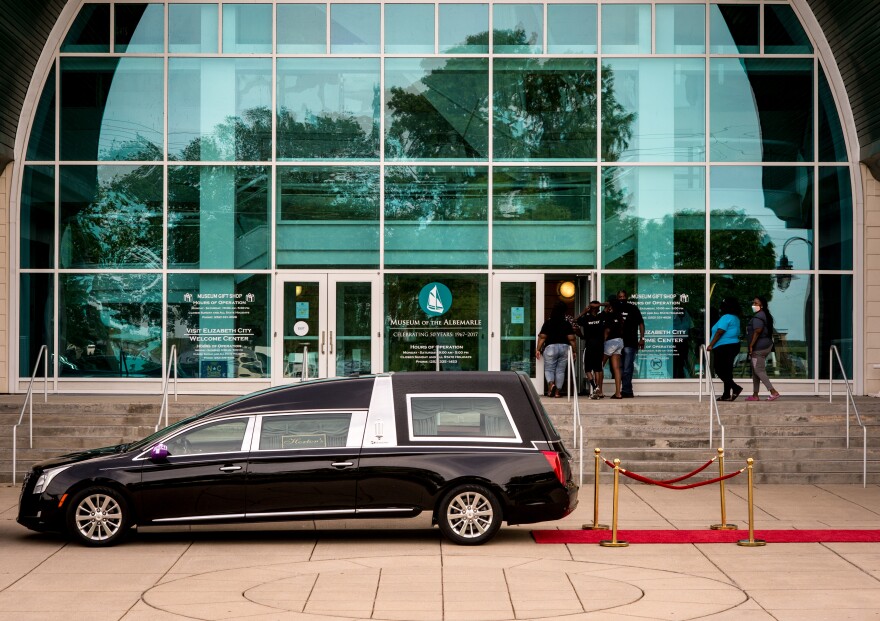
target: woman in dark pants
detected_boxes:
[707,297,743,401]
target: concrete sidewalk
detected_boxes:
[2,483,880,621]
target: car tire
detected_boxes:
[66,486,130,547]
[437,484,502,545]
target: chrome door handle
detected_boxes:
[219,465,242,472]
[321,331,326,354]
[331,461,354,469]
[329,331,334,354]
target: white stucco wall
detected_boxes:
[864,164,880,394]
[0,162,10,393]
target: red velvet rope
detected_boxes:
[602,456,718,484]
[609,464,746,489]
[602,456,747,489]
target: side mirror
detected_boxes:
[149,443,169,462]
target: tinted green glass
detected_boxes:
[385,4,434,54]
[276,167,379,268]
[26,67,55,162]
[335,282,372,375]
[547,4,596,54]
[765,5,813,55]
[500,282,536,378]
[602,59,704,162]
[59,273,162,378]
[168,273,271,379]
[385,58,489,160]
[21,166,54,270]
[710,272,811,379]
[168,166,270,270]
[603,167,705,270]
[115,4,164,53]
[385,166,488,268]
[169,58,271,161]
[494,58,596,161]
[169,4,219,53]
[603,273,704,380]
[439,4,488,53]
[223,4,272,53]
[819,70,848,162]
[710,59,812,163]
[493,4,542,54]
[656,4,705,54]
[601,4,650,54]
[710,166,813,271]
[61,3,109,53]
[493,167,597,268]
[330,4,380,53]
[818,167,853,270]
[710,4,758,54]
[384,274,488,372]
[59,165,163,269]
[277,4,326,53]
[19,274,54,378]
[277,58,379,160]
[712,272,812,380]
[60,58,163,161]
[820,275,852,379]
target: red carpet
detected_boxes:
[532,529,880,544]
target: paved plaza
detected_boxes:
[3,483,880,620]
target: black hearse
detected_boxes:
[18,372,578,546]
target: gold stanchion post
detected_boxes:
[711,447,737,530]
[737,458,766,547]
[583,448,609,530]
[599,458,629,547]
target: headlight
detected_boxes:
[33,466,71,494]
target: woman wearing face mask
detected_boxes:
[746,296,780,401]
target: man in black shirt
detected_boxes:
[576,301,604,398]
[616,289,645,398]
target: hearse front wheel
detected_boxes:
[438,484,502,545]
[66,486,130,547]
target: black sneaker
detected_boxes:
[621,393,634,399]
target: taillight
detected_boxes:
[542,450,565,484]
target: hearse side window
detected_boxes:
[165,419,249,456]
[258,413,353,450]
[407,395,519,441]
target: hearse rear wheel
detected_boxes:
[438,484,501,545]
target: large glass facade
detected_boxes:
[17,1,855,387]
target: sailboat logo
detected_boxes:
[418,282,453,317]
[427,286,444,313]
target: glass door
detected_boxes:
[275,274,381,383]
[491,274,544,391]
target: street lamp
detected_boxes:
[776,236,813,291]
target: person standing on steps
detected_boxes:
[535,301,577,398]
[707,297,743,401]
[616,289,645,398]
[601,296,624,400]
[576,300,605,399]
[746,296,781,401]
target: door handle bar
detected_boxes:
[219,465,242,472]
[331,461,354,469]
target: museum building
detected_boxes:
[1,0,878,395]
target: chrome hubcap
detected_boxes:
[75,494,123,541]
[447,491,493,539]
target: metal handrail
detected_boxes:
[154,345,178,432]
[566,346,584,488]
[828,345,866,487]
[698,345,725,450]
[12,345,49,485]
